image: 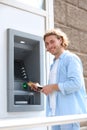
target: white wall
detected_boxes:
[0,3,47,130]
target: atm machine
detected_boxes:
[7,29,44,112]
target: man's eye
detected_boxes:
[50,40,55,43]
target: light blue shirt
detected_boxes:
[46,50,87,117]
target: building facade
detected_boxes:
[54,0,87,92]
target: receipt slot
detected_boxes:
[7,29,44,112]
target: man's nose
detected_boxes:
[47,43,52,50]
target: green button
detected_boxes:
[22,82,28,89]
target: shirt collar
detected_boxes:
[53,50,69,61]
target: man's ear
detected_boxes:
[60,37,63,46]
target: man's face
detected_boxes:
[44,35,62,56]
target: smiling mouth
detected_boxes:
[50,48,55,52]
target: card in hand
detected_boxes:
[28,81,42,92]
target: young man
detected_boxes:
[29,28,87,130]
[41,28,87,130]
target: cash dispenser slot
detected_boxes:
[7,29,44,112]
[14,91,34,105]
